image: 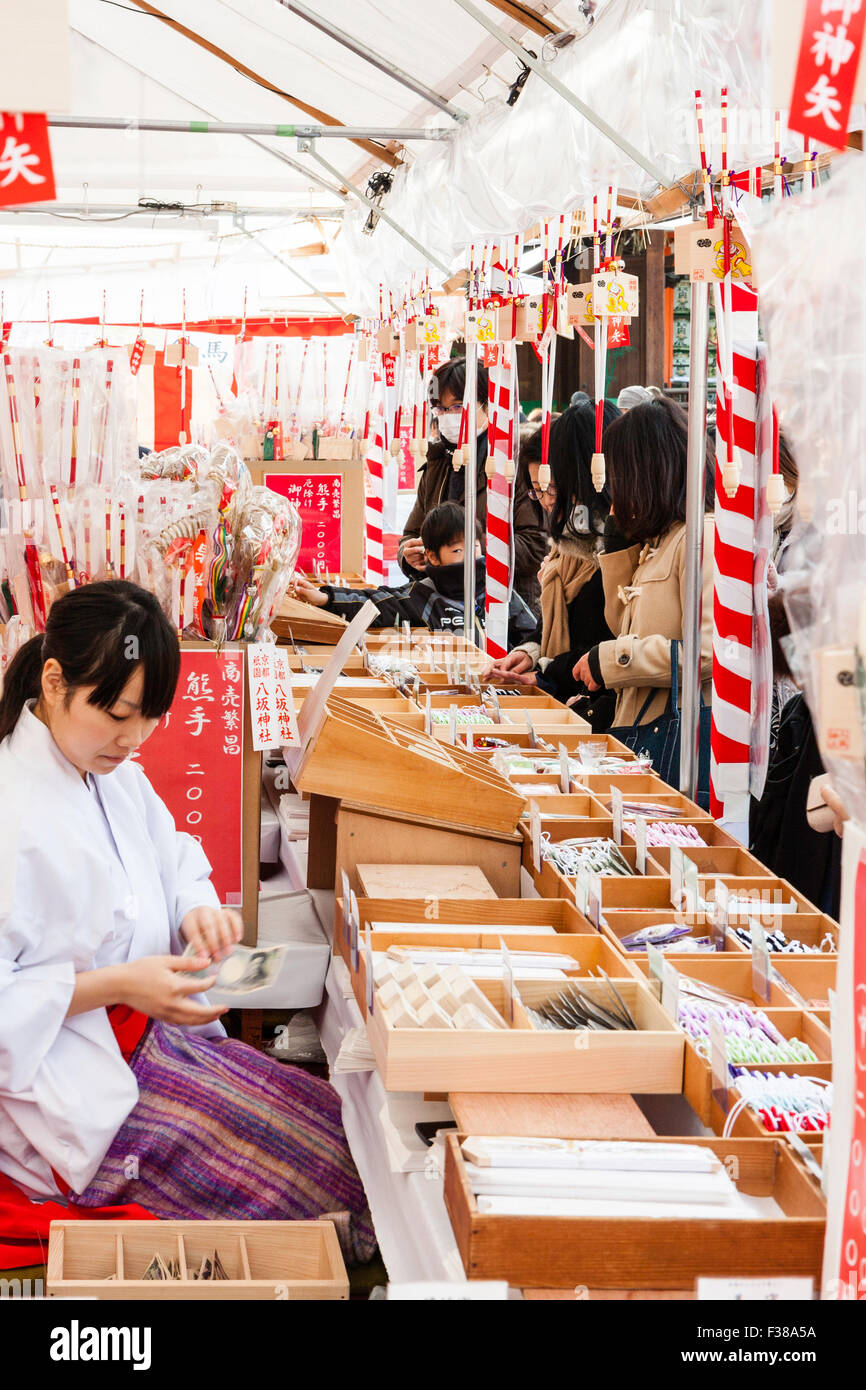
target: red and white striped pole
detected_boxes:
[710,280,759,835]
[364,356,386,584]
[484,347,517,659]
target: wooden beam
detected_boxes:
[484,1,561,36]
[126,0,400,168]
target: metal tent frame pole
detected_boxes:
[275,0,465,121]
[48,116,452,141]
[236,220,349,319]
[464,341,480,648]
[451,0,669,189]
[303,145,452,276]
[680,279,710,800]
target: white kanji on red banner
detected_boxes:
[0,112,56,207]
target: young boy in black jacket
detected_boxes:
[293,502,537,647]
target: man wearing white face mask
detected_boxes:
[398,356,547,614]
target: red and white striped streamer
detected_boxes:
[484,348,517,659]
[364,410,386,584]
[710,280,759,832]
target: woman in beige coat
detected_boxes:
[572,396,715,727]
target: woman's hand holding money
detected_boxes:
[180,906,244,963]
[117,955,228,1026]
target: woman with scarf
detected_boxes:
[484,400,620,705]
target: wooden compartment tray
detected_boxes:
[365,976,684,1094]
[682,1009,832,1128]
[632,953,796,1007]
[46,1221,349,1300]
[622,819,742,851]
[697,875,821,920]
[594,791,710,821]
[521,818,665,900]
[343,923,643,1015]
[600,909,717,958]
[443,1135,825,1288]
[293,695,526,835]
[648,844,773,877]
[773,957,837,1006]
[334,895,599,970]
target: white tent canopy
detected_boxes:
[0,0,823,320]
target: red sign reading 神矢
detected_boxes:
[789,0,866,151]
[134,647,245,907]
[265,471,342,575]
[0,112,56,207]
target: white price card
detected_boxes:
[247,643,300,751]
[499,936,520,1025]
[611,786,623,845]
[670,844,685,910]
[448,703,458,745]
[349,889,360,974]
[364,920,374,1013]
[529,801,542,874]
[709,1014,729,1114]
[588,873,602,929]
[750,918,771,1002]
[387,1282,510,1300]
[574,865,590,916]
[646,942,664,999]
[634,815,648,875]
[558,742,570,794]
[425,691,432,736]
[683,855,700,916]
[697,1277,814,1301]
[661,958,680,1021]
[340,869,351,945]
[712,879,729,951]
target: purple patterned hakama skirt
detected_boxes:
[70,1020,376,1265]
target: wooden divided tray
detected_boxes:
[293,695,526,835]
[46,1221,349,1300]
[365,975,684,1094]
[444,1135,825,1289]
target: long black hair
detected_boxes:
[0,580,180,743]
[603,396,714,543]
[548,400,620,543]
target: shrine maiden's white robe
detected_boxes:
[0,703,222,1199]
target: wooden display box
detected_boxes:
[648,843,772,877]
[632,953,795,1007]
[520,821,666,901]
[592,790,709,821]
[336,894,600,954]
[46,1221,348,1300]
[622,819,742,852]
[443,1135,825,1289]
[579,771,673,797]
[724,914,838,955]
[696,1061,833,1140]
[600,909,714,958]
[366,976,684,1094]
[697,876,821,921]
[683,1009,832,1128]
[341,917,641,1015]
[294,695,526,836]
[334,803,524,899]
[773,957,837,1006]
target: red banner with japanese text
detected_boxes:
[264,471,342,574]
[134,647,245,906]
[789,0,866,150]
[835,847,866,1296]
[0,112,56,206]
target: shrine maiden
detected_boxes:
[0,582,374,1263]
